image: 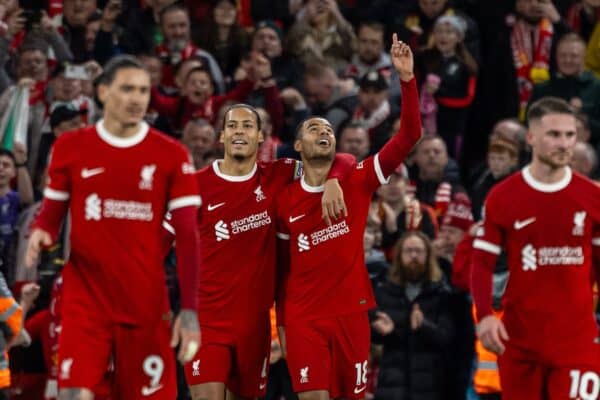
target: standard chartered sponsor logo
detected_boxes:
[521,243,584,271]
[215,220,230,241]
[521,244,536,271]
[214,211,271,241]
[85,193,153,221]
[297,234,310,252]
[310,221,350,245]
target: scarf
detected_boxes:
[510,17,553,120]
[566,3,600,34]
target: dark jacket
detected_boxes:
[372,279,454,400]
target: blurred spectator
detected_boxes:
[575,110,593,142]
[62,0,97,61]
[34,104,85,190]
[370,231,454,400]
[150,52,273,131]
[194,0,248,82]
[409,135,463,217]
[571,140,598,177]
[416,15,478,157]
[469,138,519,220]
[0,146,33,276]
[529,33,600,145]
[47,62,97,126]
[338,122,370,161]
[138,53,163,87]
[343,21,392,80]
[434,195,476,400]
[397,0,481,63]
[181,118,216,170]
[566,0,600,41]
[351,70,398,153]
[364,209,389,286]
[256,107,282,163]
[287,0,356,71]
[0,270,23,399]
[377,167,438,255]
[250,20,304,90]
[510,0,568,120]
[302,62,358,131]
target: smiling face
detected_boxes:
[294,117,336,163]
[220,107,263,162]
[183,69,213,105]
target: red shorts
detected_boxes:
[498,343,600,400]
[285,312,371,399]
[183,312,271,398]
[58,307,176,400]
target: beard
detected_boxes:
[537,152,570,169]
[404,261,426,282]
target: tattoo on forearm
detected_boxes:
[180,309,199,331]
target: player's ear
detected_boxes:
[97,83,108,105]
[293,138,302,153]
[258,129,264,144]
[525,129,535,147]
[219,129,225,144]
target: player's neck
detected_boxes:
[102,118,142,138]
[303,162,331,187]
[220,156,256,176]
[527,161,568,184]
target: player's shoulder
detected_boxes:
[486,169,526,201]
[146,127,188,153]
[53,125,96,149]
[570,170,600,191]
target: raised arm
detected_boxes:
[377,34,422,178]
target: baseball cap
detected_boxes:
[359,70,389,91]
[50,104,86,129]
[255,20,284,42]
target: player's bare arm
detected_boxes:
[25,228,53,268]
[58,388,94,400]
[321,179,346,226]
[171,309,201,363]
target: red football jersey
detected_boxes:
[43,121,200,324]
[275,155,390,324]
[191,159,301,322]
[474,167,600,363]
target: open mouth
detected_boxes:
[317,138,330,146]
[232,139,248,145]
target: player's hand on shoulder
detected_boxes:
[171,309,201,364]
[322,179,347,226]
[390,33,414,82]
[477,314,509,355]
[372,311,395,336]
[25,228,53,268]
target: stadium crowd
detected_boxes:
[0,0,596,399]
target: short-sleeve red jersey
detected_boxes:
[473,167,600,363]
[275,155,391,324]
[42,121,200,324]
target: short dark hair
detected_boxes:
[295,116,331,139]
[527,97,574,125]
[222,104,262,131]
[159,3,189,25]
[358,21,385,35]
[98,55,147,86]
[0,149,16,166]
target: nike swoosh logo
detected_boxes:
[354,386,366,394]
[289,214,305,223]
[141,384,163,396]
[207,202,225,211]
[81,167,105,179]
[259,383,266,390]
[514,217,536,230]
